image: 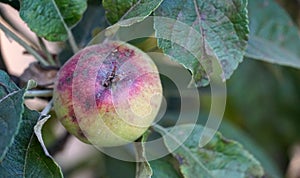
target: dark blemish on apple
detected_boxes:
[57,75,73,91]
[103,61,118,87]
[68,108,78,123]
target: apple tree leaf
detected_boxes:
[154,0,249,86]
[0,107,63,177]
[245,0,300,69]
[103,0,163,24]
[154,124,264,178]
[219,121,282,178]
[19,0,87,41]
[0,70,25,161]
[149,156,181,178]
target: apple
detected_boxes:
[53,41,162,147]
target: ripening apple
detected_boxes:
[53,41,162,147]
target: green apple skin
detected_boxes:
[53,41,162,147]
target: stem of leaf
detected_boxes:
[0,22,50,66]
[25,90,53,97]
[39,99,54,120]
[37,37,57,66]
[50,0,79,53]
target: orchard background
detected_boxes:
[1,0,300,177]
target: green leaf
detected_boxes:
[135,131,152,178]
[0,107,63,177]
[103,0,163,24]
[19,0,87,41]
[154,124,264,178]
[103,0,138,24]
[154,0,249,86]
[0,70,24,161]
[219,121,282,178]
[246,0,300,69]
[150,156,181,178]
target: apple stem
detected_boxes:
[25,90,53,97]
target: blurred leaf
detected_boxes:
[246,0,300,68]
[226,59,300,168]
[0,0,20,9]
[220,121,282,178]
[154,0,249,86]
[19,0,87,41]
[0,70,24,161]
[0,107,63,177]
[104,155,136,178]
[154,124,264,178]
[103,0,137,24]
[103,0,163,24]
[135,132,152,178]
[150,156,181,178]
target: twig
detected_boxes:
[25,89,53,97]
[37,37,57,66]
[0,21,50,66]
[38,99,54,119]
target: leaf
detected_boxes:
[34,114,52,156]
[103,0,163,24]
[103,0,138,24]
[246,0,300,69]
[0,107,63,177]
[154,124,264,178]
[154,0,249,86]
[19,0,87,41]
[149,156,181,178]
[219,121,282,178]
[0,70,24,161]
[121,0,163,22]
[135,131,152,178]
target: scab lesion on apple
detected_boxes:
[53,41,162,147]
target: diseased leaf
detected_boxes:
[135,131,152,178]
[19,0,87,41]
[103,0,163,24]
[246,0,300,69]
[154,0,249,86]
[154,124,264,178]
[0,107,63,178]
[0,70,24,161]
